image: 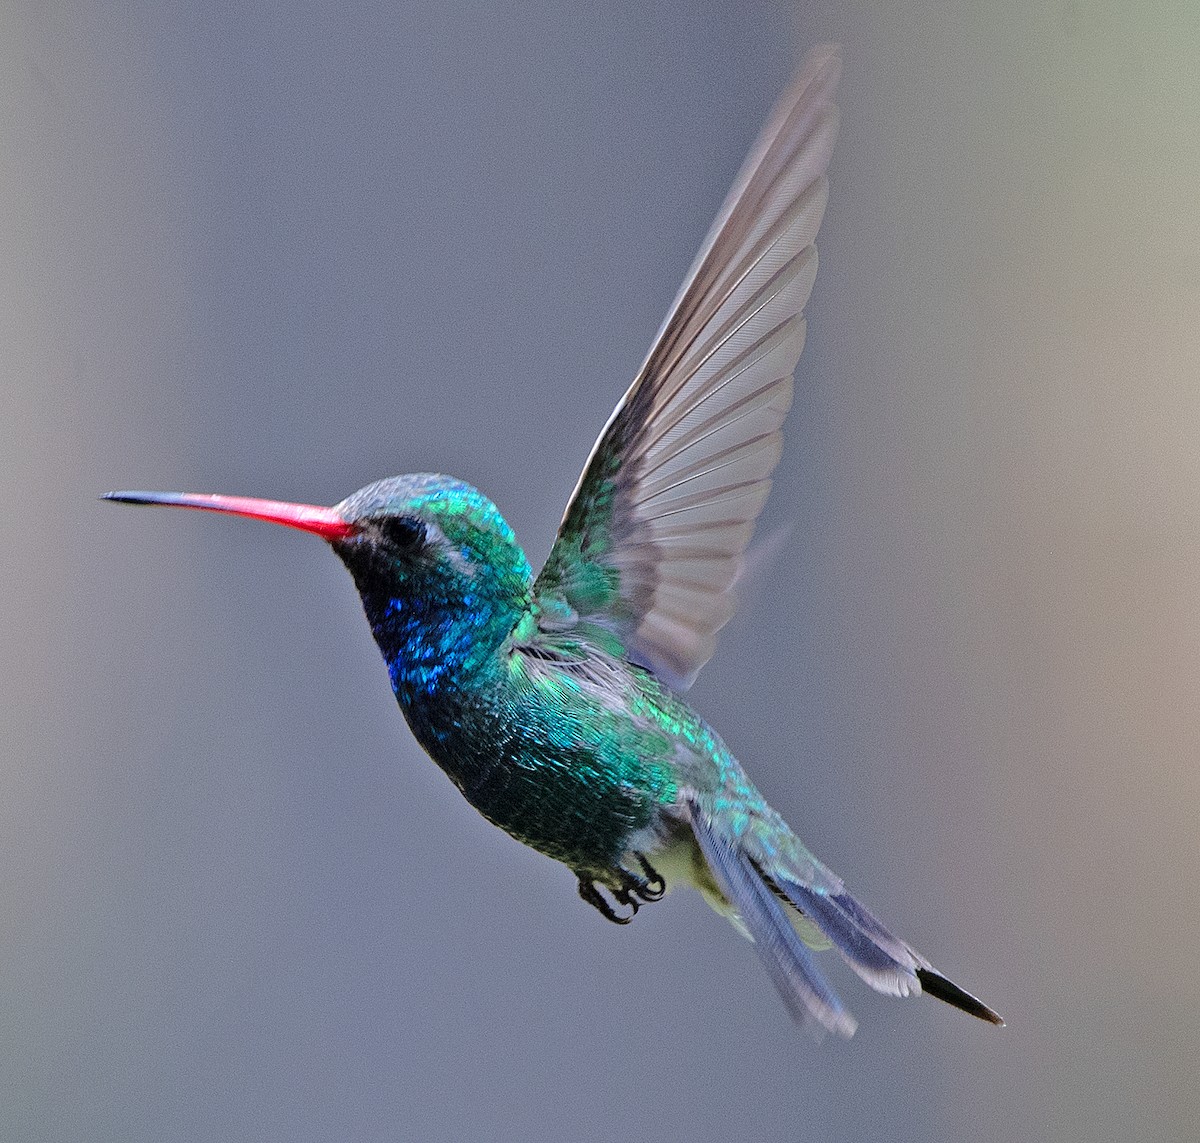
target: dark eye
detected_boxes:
[377,516,427,554]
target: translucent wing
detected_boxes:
[533,45,841,688]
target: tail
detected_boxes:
[685,794,1003,1037]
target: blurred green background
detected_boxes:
[4,2,1198,1140]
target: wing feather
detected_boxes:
[534,46,841,687]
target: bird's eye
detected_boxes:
[377,516,427,554]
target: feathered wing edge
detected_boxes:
[534,45,842,691]
[685,795,1003,1033]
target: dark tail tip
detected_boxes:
[916,967,1004,1026]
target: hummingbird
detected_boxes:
[106,45,1001,1037]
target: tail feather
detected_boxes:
[686,797,854,1042]
[774,877,1003,1025]
[917,967,1005,1025]
[687,797,856,1037]
[774,877,926,997]
[686,795,1003,1030]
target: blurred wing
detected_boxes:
[533,45,841,688]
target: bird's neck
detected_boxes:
[355,574,528,706]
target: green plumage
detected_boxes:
[106,45,1001,1036]
[335,474,691,875]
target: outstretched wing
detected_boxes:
[533,45,841,689]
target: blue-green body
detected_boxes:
[337,476,741,881]
[332,474,876,955]
[325,474,1004,1037]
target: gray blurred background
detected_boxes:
[4,2,1198,1140]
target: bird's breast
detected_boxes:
[391,669,675,875]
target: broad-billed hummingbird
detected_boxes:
[107,46,1000,1036]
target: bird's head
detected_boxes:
[330,474,533,611]
[104,474,534,651]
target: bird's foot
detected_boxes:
[577,853,666,925]
[577,877,635,924]
[629,852,666,901]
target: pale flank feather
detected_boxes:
[534,45,842,688]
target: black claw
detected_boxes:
[578,878,635,925]
[634,852,666,901]
[576,855,666,925]
[611,882,642,916]
[612,854,666,907]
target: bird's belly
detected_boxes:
[399,691,669,875]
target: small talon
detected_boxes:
[634,852,666,900]
[612,854,666,906]
[578,877,635,925]
[611,882,642,916]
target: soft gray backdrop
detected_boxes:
[4,2,1198,1141]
